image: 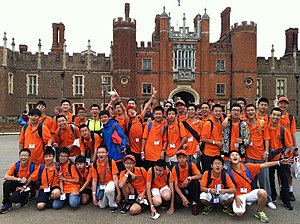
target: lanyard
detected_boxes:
[99,161,107,185]
[45,168,56,187]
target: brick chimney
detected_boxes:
[285,28,298,55]
[125,3,130,19]
[19,44,28,53]
[220,7,231,38]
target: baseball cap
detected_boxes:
[278,96,289,103]
[123,155,136,163]
[176,150,187,157]
[175,100,186,106]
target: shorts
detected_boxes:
[233,189,260,214]
[36,187,60,204]
[151,185,171,197]
[200,192,234,204]
[134,197,149,211]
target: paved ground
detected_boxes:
[0,134,300,224]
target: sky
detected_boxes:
[0,0,299,58]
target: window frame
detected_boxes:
[216,83,226,96]
[8,73,14,94]
[276,78,287,97]
[142,58,152,71]
[216,59,226,72]
[73,75,85,96]
[26,74,39,95]
[142,83,152,95]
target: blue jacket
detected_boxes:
[102,119,127,161]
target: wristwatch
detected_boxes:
[187,176,192,181]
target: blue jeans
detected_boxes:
[52,194,80,210]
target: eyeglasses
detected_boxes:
[231,109,241,112]
[124,162,135,165]
[59,155,68,158]
[20,154,30,158]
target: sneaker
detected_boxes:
[192,204,199,215]
[283,203,293,210]
[246,202,253,206]
[222,206,236,216]
[289,192,296,201]
[0,204,12,214]
[202,206,212,215]
[267,202,276,210]
[21,196,29,207]
[120,202,131,214]
[110,207,117,213]
[254,211,269,223]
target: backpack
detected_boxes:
[81,132,95,158]
[182,120,200,143]
[58,124,78,139]
[175,162,192,180]
[36,163,60,189]
[151,166,170,183]
[165,122,181,139]
[23,116,47,142]
[227,164,256,190]
[147,121,167,135]
[93,158,112,182]
[127,116,144,135]
[14,161,35,177]
[206,169,227,188]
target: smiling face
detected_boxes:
[57,116,67,129]
[187,106,196,118]
[19,151,30,165]
[77,109,86,119]
[270,109,282,124]
[212,107,222,120]
[200,104,210,116]
[80,126,90,139]
[90,106,100,117]
[246,106,256,119]
[153,110,163,122]
[29,114,40,125]
[231,106,241,119]
[61,102,71,113]
[154,166,165,177]
[44,154,54,165]
[59,152,69,164]
[123,158,135,171]
[167,110,176,122]
[177,154,187,166]
[278,101,289,112]
[100,114,109,125]
[229,151,241,164]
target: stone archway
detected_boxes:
[168,87,199,105]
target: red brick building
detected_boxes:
[0,3,259,118]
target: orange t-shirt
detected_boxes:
[91,159,119,185]
[177,114,186,123]
[166,122,187,157]
[30,163,60,189]
[230,163,260,195]
[143,121,167,162]
[74,117,87,126]
[79,133,102,156]
[246,119,270,160]
[78,167,92,187]
[201,115,212,122]
[19,124,52,165]
[120,167,147,194]
[114,115,127,134]
[54,124,80,157]
[126,115,144,154]
[6,162,38,179]
[279,112,296,135]
[146,167,173,189]
[172,162,200,188]
[60,161,80,193]
[39,115,54,134]
[267,124,293,161]
[201,119,222,157]
[183,119,203,156]
[201,170,235,189]
[256,114,269,124]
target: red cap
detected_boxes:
[76,106,86,112]
[126,105,135,113]
[123,155,136,163]
[175,100,186,106]
[207,98,215,103]
[278,96,289,103]
[176,150,187,157]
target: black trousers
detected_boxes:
[129,151,143,168]
[143,160,156,171]
[2,180,29,205]
[269,164,290,205]
[201,154,215,173]
[175,180,200,207]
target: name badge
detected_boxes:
[135,138,140,143]
[170,144,176,148]
[216,184,222,194]
[60,193,66,200]
[29,144,35,149]
[187,137,193,142]
[234,143,239,148]
[240,188,247,193]
[86,158,91,165]
[100,185,106,190]
[249,142,253,146]
[154,140,160,145]
[129,195,135,200]
[213,197,220,204]
[44,187,51,193]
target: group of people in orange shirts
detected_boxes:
[1,89,298,223]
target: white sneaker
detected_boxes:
[267,202,277,210]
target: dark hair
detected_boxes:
[229,150,241,157]
[236,98,247,105]
[36,100,46,108]
[61,99,71,106]
[212,156,224,165]
[79,124,89,131]
[188,104,197,111]
[200,102,210,108]
[99,110,110,117]
[97,144,108,152]
[258,97,269,105]
[28,108,41,117]
[230,103,242,112]
[212,104,222,111]
[245,103,256,110]
[270,107,282,115]
[114,101,122,107]
[143,99,153,107]
[166,107,177,115]
[58,147,70,156]
[44,146,55,157]
[90,104,100,109]
[127,98,137,104]
[155,159,166,169]
[19,148,31,156]
[153,105,164,113]
[56,114,67,122]
[163,101,173,107]
[75,155,86,164]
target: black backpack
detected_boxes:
[175,162,192,180]
[206,169,227,188]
